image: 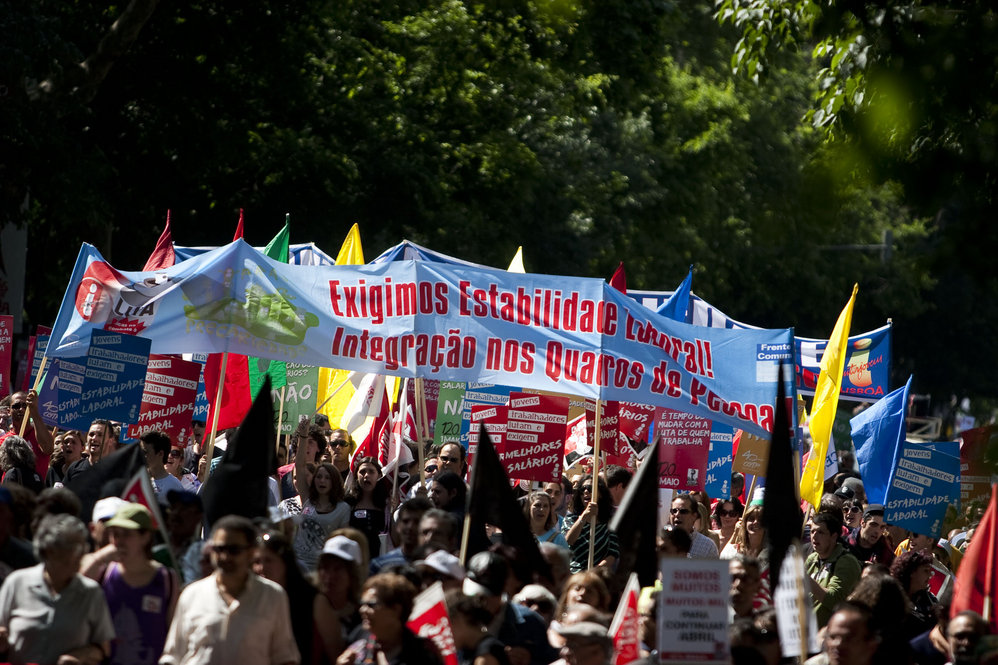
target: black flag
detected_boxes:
[762,363,802,590]
[66,441,147,523]
[202,376,278,527]
[610,434,660,588]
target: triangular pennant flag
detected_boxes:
[800,284,857,507]
[507,247,525,273]
[609,262,627,294]
[851,377,912,505]
[763,362,801,591]
[609,574,641,665]
[657,266,693,323]
[202,375,278,527]
[233,208,245,241]
[609,435,660,587]
[334,223,364,265]
[142,211,176,271]
[407,582,459,665]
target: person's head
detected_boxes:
[858,504,886,547]
[513,584,559,624]
[310,462,345,505]
[908,531,937,553]
[572,474,612,523]
[544,479,566,512]
[60,429,86,465]
[437,442,466,476]
[302,424,328,464]
[253,530,298,589]
[539,541,571,596]
[810,511,843,559]
[670,493,699,534]
[87,419,115,459]
[846,572,910,635]
[105,503,154,561]
[360,573,419,640]
[890,549,935,597]
[140,430,172,468]
[349,455,385,495]
[729,555,761,617]
[554,619,613,665]
[557,571,611,619]
[524,491,557,531]
[30,487,81,535]
[33,513,89,582]
[90,496,127,547]
[603,465,631,506]
[731,472,745,499]
[947,611,989,665]
[397,497,433,550]
[318,534,363,602]
[841,499,864,529]
[823,602,881,665]
[208,515,257,577]
[415,550,466,591]
[166,490,204,543]
[713,498,744,530]
[842,477,866,504]
[428,470,466,511]
[327,428,352,467]
[445,590,496,648]
[0,434,35,473]
[165,447,186,476]
[191,420,205,446]
[658,524,692,557]
[423,456,439,480]
[7,391,28,428]
[637,588,658,650]
[419,508,458,551]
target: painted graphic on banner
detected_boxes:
[504,393,569,482]
[658,558,730,663]
[704,424,735,499]
[59,331,151,430]
[657,408,711,491]
[47,242,794,438]
[127,355,202,445]
[0,315,12,398]
[885,441,961,538]
[434,381,466,447]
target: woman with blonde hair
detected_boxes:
[524,491,568,548]
[719,503,771,609]
[553,570,611,622]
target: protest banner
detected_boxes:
[434,381,466,447]
[885,440,961,538]
[610,573,641,665]
[36,357,65,427]
[959,425,998,506]
[460,383,514,451]
[563,413,591,472]
[0,315,12,398]
[657,408,712,491]
[704,423,735,499]
[27,335,48,391]
[772,544,820,658]
[127,354,202,445]
[732,431,769,478]
[407,582,458,665]
[270,363,319,434]
[48,241,794,438]
[504,392,569,483]
[60,330,151,430]
[658,558,730,664]
[468,404,507,475]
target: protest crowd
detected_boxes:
[0,228,995,665]
[0,381,994,665]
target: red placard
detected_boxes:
[127,354,202,446]
[0,315,12,398]
[504,393,569,482]
[407,583,458,665]
[657,407,712,491]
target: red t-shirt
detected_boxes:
[0,429,50,478]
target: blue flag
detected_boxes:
[656,267,693,323]
[851,376,912,504]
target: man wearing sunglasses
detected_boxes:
[161,515,300,665]
[844,504,895,566]
[670,494,719,559]
[0,390,54,478]
[327,428,353,482]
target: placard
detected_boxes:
[60,330,151,429]
[127,355,202,445]
[273,363,319,434]
[504,392,569,482]
[704,423,735,499]
[433,381,466,447]
[732,431,769,477]
[657,408,711,491]
[0,315,12,398]
[658,558,730,663]
[885,440,961,538]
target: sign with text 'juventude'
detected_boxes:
[658,558,730,664]
[505,393,569,482]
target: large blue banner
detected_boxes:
[630,289,891,402]
[48,242,794,437]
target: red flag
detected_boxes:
[142,211,176,271]
[609,573,641,665]
[951,482,997,631]
[609,261,627,294]
[407,582,457,665]
[121,468,168,531]
[204,353,252,432]
[233,208,245,241]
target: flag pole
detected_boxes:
[19,355,48,437]
[415,378,428,488]
[202,352,229,473]
[796,540,809,662]
[588,400,603,570]
[275,385,287,456]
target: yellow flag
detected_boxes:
[335,223,365,265]
[799,284,858,507]
[507,246,525,273]
[317,224,366,427]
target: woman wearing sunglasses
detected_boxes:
[842,501,864,530]
[710,498,744,552]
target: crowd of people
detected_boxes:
[0,387,994,665]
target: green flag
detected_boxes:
[249,217,290,395]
